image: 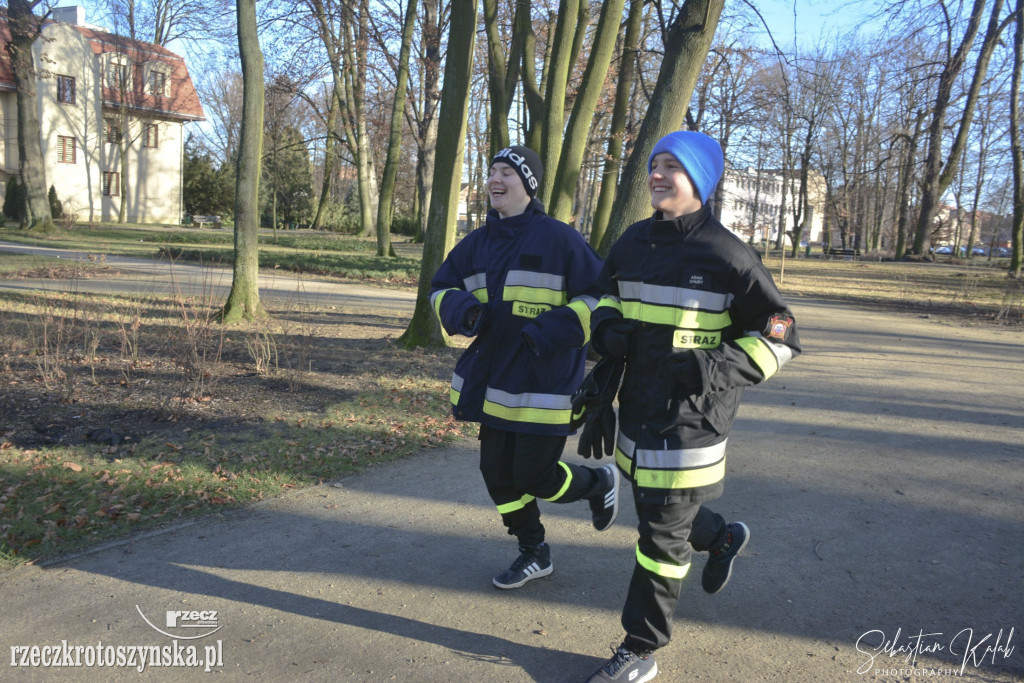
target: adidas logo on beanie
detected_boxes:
[492,146,543,197]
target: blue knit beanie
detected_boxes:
[647,131,724,205]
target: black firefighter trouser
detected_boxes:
[478,424,603,548]
[621,487,728,652]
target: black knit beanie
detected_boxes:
[491,146,543,197]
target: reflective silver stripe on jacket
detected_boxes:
[505,270,565,291]
[743,330,795,370]
[616,431,727,469]
[463,272,487,293]
[617,281,733,311]
[570,294,599,311]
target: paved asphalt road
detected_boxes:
[0,241,417,313]
[0,244,1022,681]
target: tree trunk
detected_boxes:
[6,0,55,232]
[894,112,925,259]
[311,97,338,230]
[537,0,581,203]
[375,0,418,257]
[590,0,643,248]
[342,0,378,238]
[414,0,441,243]
[548,0,627,223]
[912,0,1008,254]
[1011,0,1023,278]
[400,0,477,348]
[520,5,546,152]
[597,0,725,255]
[117,115,129,223]
[221,0,267,323]
[483,0,511,154]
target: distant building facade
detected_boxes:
[0,6,204,224]
[717,166,825,245]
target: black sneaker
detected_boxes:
[587,645,658,682]
[492,544,553,589]
[589,464,620,531]
[701,521,749,594]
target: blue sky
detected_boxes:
[752,0,886,48]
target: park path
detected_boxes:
[0,240,417,312]
[0,248,1022,681]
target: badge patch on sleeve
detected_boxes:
[766,314,793,340]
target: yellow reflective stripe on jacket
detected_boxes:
[463,273,488,303]
[635,543,690,579]
[430,288,453,320]
[568,295,598,345]
[450,372,464,406]
[616,280,732,333]
[503,270,568,307]
[621,300,732,330]
[736,333,793,380]
[596,295,623,314]
[616,433,727,490]
[483,387,573,425]
[635,459,726,489]
[540,462,573,502]
[496,493,536,514]
[504,286,568,307]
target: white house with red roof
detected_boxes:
[0,6,204,224]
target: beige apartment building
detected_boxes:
[0,6,204,224]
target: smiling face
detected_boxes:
[487,162,531,218]
[648,152,702,219]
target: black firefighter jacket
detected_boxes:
[591,206,801,503]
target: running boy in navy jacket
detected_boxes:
[430,145,620,589]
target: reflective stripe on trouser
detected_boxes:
[478,425,601,547]
[615,431,727,490]
[622,496,726,651]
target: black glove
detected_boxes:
[594,320,635,358]
[670,352,702,395]
[571,358,624,459]
[577,403,616,459]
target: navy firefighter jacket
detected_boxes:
[430,198,602,436]
[591,206,801,502]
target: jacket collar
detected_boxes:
[653,205,709,232]
[485,197,547,236]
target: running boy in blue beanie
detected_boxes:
[582,131,802,682]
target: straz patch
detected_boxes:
[766,314,793,341]
[513,301,551,318]
[673,329,720,349]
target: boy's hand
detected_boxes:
[578,404,616,459]
[595,320,636,358]
[670,352,702,395]
[462,303,486,335]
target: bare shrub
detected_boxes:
[949,272,980,307]
[156,270,225,418]
[273,279,322,391]
[997,279,1023,322]
[245,325,279,375]
[110,296,147,386]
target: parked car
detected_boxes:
[993,247,1011,258]
[971,246,987,256]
